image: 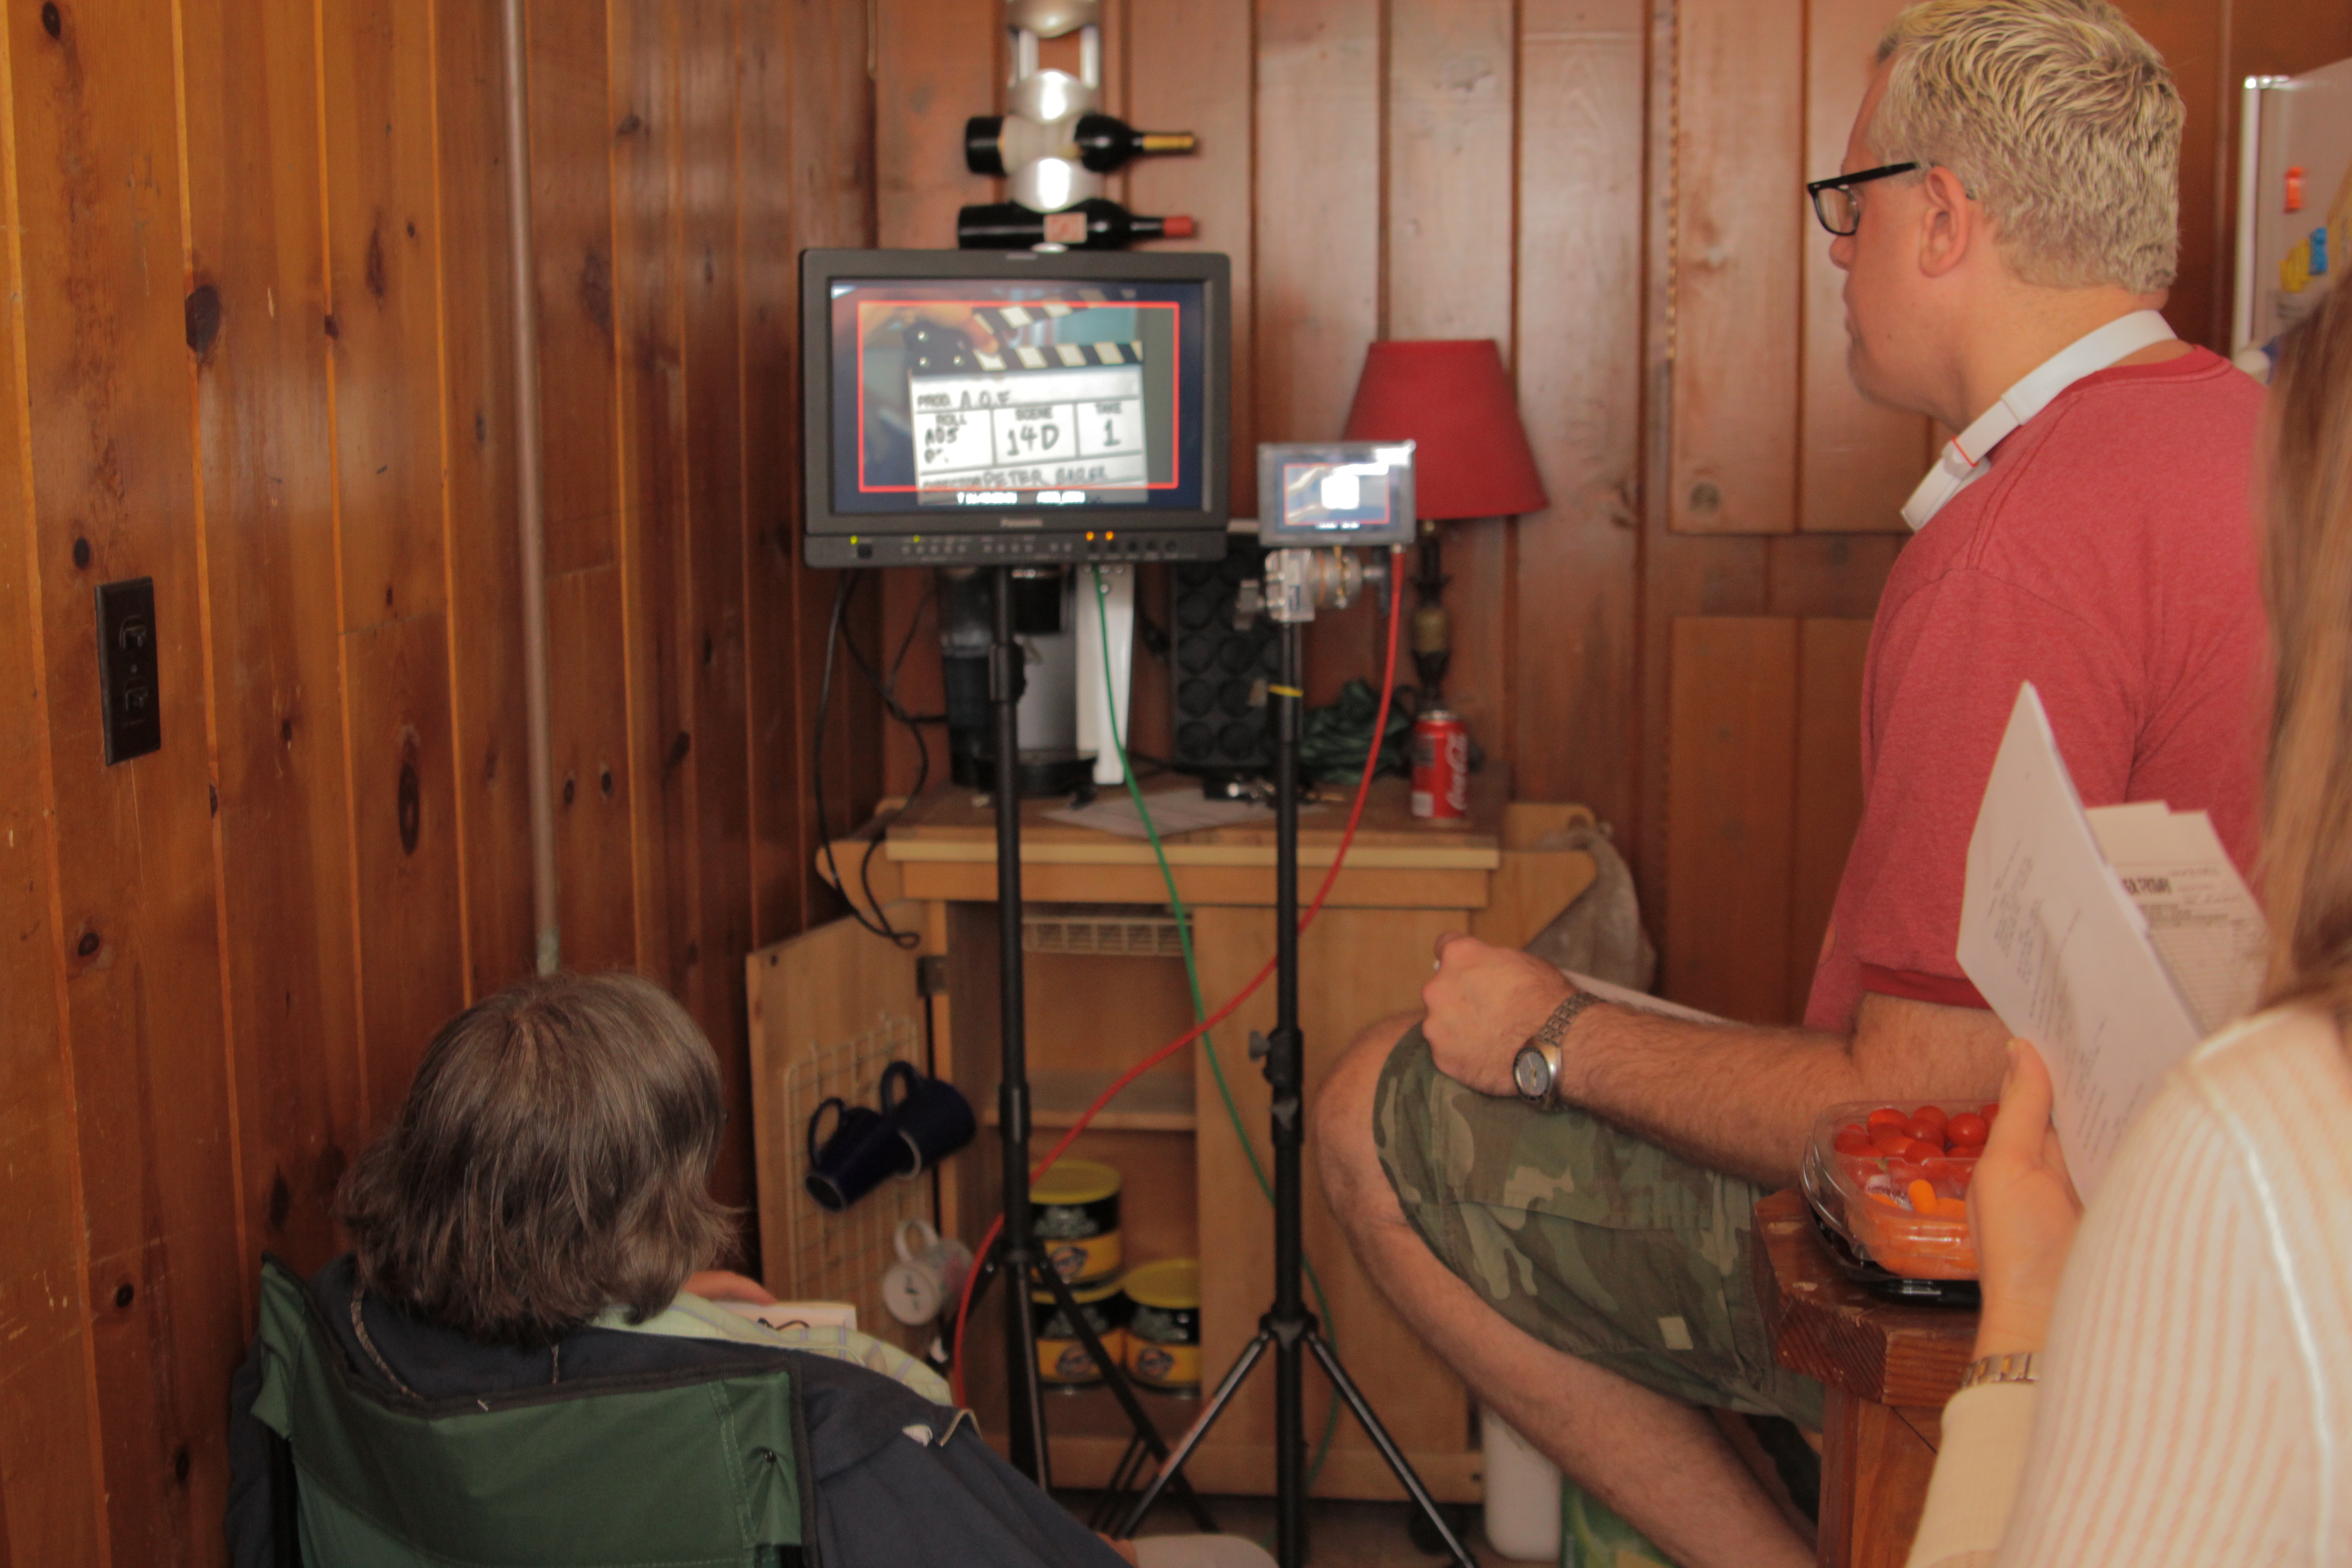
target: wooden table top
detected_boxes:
[883,772,1512,871]
[1751,1188,1977,1411]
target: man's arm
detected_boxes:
[1420,933,2009,1187]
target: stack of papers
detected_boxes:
[1956,685,2268,1196]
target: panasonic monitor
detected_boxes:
[802,248,1231,568]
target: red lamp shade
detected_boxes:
[1340,339,1548,519]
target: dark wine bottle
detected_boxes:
[956,199,1197,251]
[964,113,1199,176]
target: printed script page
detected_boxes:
[2084,803,2269,1036]
[1956,685,2203,1198]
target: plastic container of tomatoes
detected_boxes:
[1799,1100,1999,1284]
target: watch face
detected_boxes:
[1513,1045,1550,1101]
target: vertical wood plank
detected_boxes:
[0,15,108,1551]
[744,0,870,943]
[1389,0,1517,757]
[344,615,467,1120]
[321,0,452,629]
[520,0,635,979]
[1512,0,1646,822]
[1800,0,1930,533]
[1664,617,1798,1020]
[8,1,247,1555]
[611,0,693,993]
[182,0,365,1274]
[1259,0,1384,701]
[1788,617,1872,1021]
[1670,0,1803,534]
[432,0,534,998]
[677,0,758,1215]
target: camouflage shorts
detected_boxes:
[1373,1025,1823,1428]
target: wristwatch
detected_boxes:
[1512,990,1606,1108]
[1956,1350,2038,1391]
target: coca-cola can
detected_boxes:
[1410,710,1470,820]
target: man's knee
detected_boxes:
[1312,1010,1419,1217]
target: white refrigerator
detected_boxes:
[2234,57,2352,374]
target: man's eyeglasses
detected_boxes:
[1805,162,1921,236]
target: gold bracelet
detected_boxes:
[1957,1350,2038,1391]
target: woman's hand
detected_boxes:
[1966,1039,2083,1360]
[683,1269,777,1306]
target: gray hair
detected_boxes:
[340,971,736,1347]
[1872,0,2183,294]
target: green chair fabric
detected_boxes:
[248,1259,813,1568]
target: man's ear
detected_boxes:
[1916,165,1977,279]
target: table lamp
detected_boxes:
[1340,339,1547,702]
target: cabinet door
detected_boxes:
[746,902,933,1342]
[1189,904,1482,1502]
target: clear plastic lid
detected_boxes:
[1799,1099,1999,1282]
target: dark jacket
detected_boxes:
[228,1254,1124,1568]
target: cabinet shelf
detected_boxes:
[980,1067,1197,1132]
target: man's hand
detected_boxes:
[1965,1040,2083,1359]
[1421,931,1575,1098]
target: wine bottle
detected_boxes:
[965,113,1198,177]
[956,199,1197,251]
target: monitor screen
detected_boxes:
[802,250,1230,568]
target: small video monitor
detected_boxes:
[1256,443,1417,547]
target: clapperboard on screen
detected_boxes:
[904,300,1150,495]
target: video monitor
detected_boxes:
[802,249,1231,568]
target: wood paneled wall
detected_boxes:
[867,0,2341,1036]
[0,4,877,1563]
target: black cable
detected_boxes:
[813,572,915,947]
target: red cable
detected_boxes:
[950,565,1407,1407]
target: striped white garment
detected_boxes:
[1907,1005,2352,1567]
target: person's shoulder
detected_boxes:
[2058,346,2265,445]
[2170,1005,2352,1191]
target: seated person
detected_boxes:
[1905,241,2352,1568]
[1310,4,2267,1563]
[226,970,1123,1568]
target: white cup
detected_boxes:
[882,1218,975,1326]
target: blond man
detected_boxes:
[1312,4,2268,1563]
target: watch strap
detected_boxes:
[1519,989,1604,1107]
[1957,1350,2038,1391]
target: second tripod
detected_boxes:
[1113,588,1475,1568]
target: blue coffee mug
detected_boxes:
[805,1095,915,1213]
[880,1062,976,1175]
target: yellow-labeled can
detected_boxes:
[1030,1159,1122,1284]
[1119,1258,1200,1392]
[1031,1276,1128,1387]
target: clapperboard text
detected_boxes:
[910,341,1152,496]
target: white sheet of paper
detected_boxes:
[2084,803,2268,1036]
[1560,970,1728,1026]
[1956,685,2203,1197]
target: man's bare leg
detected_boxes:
[1313,1016,1813,1568]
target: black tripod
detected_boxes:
[1114,613,1476,1568]
[976,567,1216,1533]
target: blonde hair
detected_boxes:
[2259,283,2352,1019]
[1872,0,2182,294]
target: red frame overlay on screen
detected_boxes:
[854,298,1184,495]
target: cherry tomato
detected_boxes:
[1912,1104,1949,1127]
[1867,1107,1910,1132]
[1905,1117,1946,1148]
[1981,1102,2001,1120]
[1840,1122,1867,1137]
[1886,1157,1928,1185]
[1871,1125,1912,1156]
[1834,1131,1877,1157]
[1922,1156,1975,1190]
[1946,1112,1989,1145]
[1901,1137,1943,1162]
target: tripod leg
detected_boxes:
[1303,1329,1477,1568]
[1035,1266,1219,1534]
[1112,1327,1274,1540]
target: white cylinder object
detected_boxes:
[1481,1406,1563,1562]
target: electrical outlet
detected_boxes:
[95,577,161,764]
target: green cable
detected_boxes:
[1089,567,1344,1497]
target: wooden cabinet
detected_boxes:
[749,775,1598,1502]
